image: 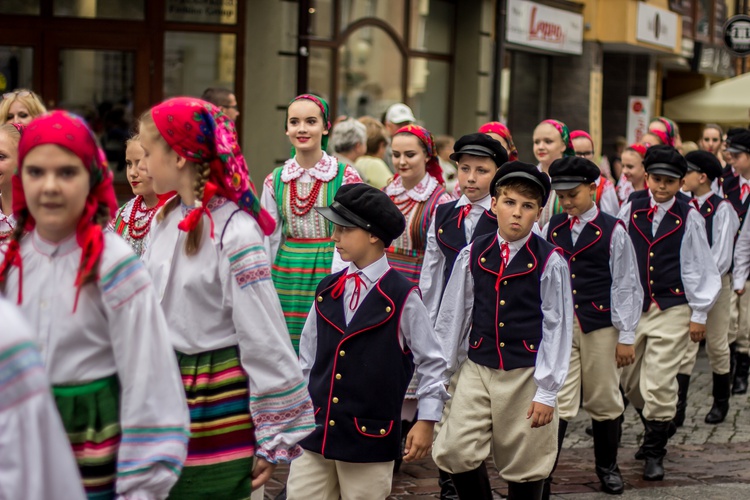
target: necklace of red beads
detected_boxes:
[289,178,323,216]
[127,196,159,240]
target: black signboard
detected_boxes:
[723,15,750,56]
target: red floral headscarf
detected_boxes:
[394,124,445,185]
[150,97,275,237]
[0,110,119,309]
[478,122,518,161]
[541,119,576,158]
[649,117,676,147]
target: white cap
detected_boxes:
[385,103,416,125]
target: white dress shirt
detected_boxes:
[144,197,314,463]
[420,194,492,324]
[0,298,86,500]
[298,254,450,422]
[733,215,750,290]
[617,195,721,324]
[542,205,643,344]
[691,191,740,276]
[596,177,621,217]
[434,231,574,407]
[3,230,190,499]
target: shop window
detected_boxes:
[408,57,449,133]
[309,47,333,101]
[310,0,334,39]
[55,0,145,20]
[0,47,34,93]
[0,0,40,15]
[165,0,237,25]
[409,0,454,54]
[338,26,403,119]
[340,0,405,36]
[163,32,236,99]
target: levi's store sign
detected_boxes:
[506,0,583,55]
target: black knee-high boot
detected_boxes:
[705,372,731,424]
[507,480,545,500]
[592,419,625,495]
[450,462,492,500]
[437,469,459,500]
[673,373,690,428]
[541,419,568,500]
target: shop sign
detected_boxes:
[506,0,583,56]
[166,0,237,24]
[626,97,650,146]
[693,43,734,78]
[723,15,750,56]
[636,3,678,50]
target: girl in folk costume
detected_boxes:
[533,119,576,227]
[0,111,190,499]
[570,130,620,215]
[262,94,362,353]
[386,124,453,285]
[617,144,648,203]
[0,123,22,241]
[109,135,171,256]
[140,97,314,499]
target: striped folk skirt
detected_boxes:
[169,345,255,500]
[272,237,334,354]
[53,375,121,500]
[386,247,425,286]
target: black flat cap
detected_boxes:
[315,183,406,247]
[644,145,687,179]
[549,156,600,190]
[491,161,551,206]
[685,150,723,180]
[727,130,750,154]
[450,132,509,168]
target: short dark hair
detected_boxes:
[201,87,234,108]
[493,179,543,207]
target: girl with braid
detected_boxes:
[139,97,315,499]
[261,94,362,354]
[0,111,190,499]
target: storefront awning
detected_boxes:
[664,72,750,124]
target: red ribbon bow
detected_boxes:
[0,240,23,304]
[331,272,368,311]
[177,181,218,238]
[690,198,700,210]
[457,204,472,228]
[647,205,658,222]
[742,184,750,201]
[494,242,510,292]
[569,216,580,229]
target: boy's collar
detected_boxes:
[497,229,532,249]
[348,254,389,283]
[456,193,491,210]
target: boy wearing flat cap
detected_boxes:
[432,162,573,500]
[674,151,739,426]
[725,130,750,394]
[541,156,642,496]
[286,184,449,500]
[617,145,721,482]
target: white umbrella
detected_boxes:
[664,72,750,124]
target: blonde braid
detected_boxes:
[185,161,211,255]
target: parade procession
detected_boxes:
[3,1,750,500]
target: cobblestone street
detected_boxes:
[264,348,750,498]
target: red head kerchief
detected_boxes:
[478,121,519,161]
[150,97,275,237]
[394,124,445,185]
[570,130,593,145]
[1,110,119,308]
[628,143,648,158]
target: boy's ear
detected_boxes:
[679,177,685,188]
[369,233,380,244]
[535,206,543,221]
[490,196,499,215]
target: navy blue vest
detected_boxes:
[628,197,690,312]
[547,211,621,333]
[301,268,416,463]
[434,201,498,288]
[467,232,560,371]
[628,189,691,204]
[696,194,725,247]
[722,174,750,236]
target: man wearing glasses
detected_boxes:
[201,87,240,123]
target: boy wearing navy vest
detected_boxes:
[725,130,750,394]
[420,133,506,500]
[675,151,739,426]
[542,157,642,496]
[617,145,721,481]
[286,184,448,500]
[421,133,507,324]
[432,162,573,500]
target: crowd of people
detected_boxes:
[1,85,750,500]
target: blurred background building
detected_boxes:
[0,0,747,187]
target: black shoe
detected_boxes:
[592,419,625,495]
[507,479,545,500]
[672,373,690,428]
[438,469,459,500]
[450,463,492,500]
[733,353,750,395]
[641,420,670,481]
[705,372,731,424]
[643,456,664,481]
[585,425,594,437]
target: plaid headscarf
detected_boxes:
[0,111,119,309]
[151,97,275,236]
[394,124,445,185]
[285,94,331,155]
[478,122,518,161]
[542,119,576,158]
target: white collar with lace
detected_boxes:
[385,174,439,202]
[281,152,339,183]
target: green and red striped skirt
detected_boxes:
[386,247,425,285]
[272,237,334,354]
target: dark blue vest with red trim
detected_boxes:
[628,189,691,204]
[628,197,690,313]
[467,232,560,371]
[300,267,416,463]
[722,174,750,236]
[696,194,725,247]
[434,201,498,288]
[547,211,620,333]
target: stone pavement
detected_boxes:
[263,349,750,499]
